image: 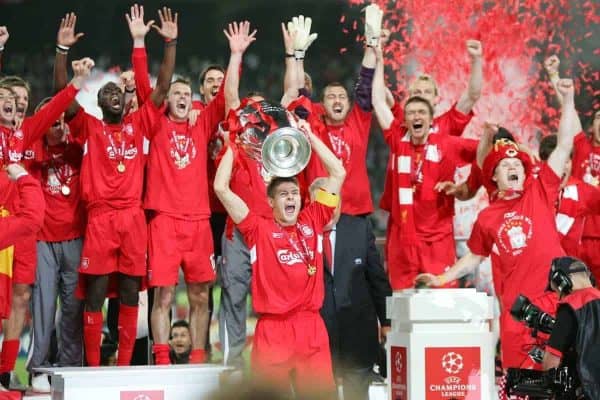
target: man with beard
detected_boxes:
[56,5,177,367]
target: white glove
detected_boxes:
[364,4,383,47]
[288,15,318,60]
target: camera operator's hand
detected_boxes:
[414,273,443,287]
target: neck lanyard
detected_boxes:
[279,223,317,276]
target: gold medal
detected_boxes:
[61,185,71,196]
[307,264,317,276]
[117,162,126,173]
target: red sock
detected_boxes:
[189,348,206,364]
[83,311,103,367]
[152,343,171,365]
[117,304,138,366]
[0,339,20,373]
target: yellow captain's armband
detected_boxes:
[0,207,13,278]
[315,189,339,208]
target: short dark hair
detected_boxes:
[404,96,434,118]
[538,134,557,161]
[322,82,347,101]
[267,176,299,199]
[0,75,31,96]
[170,320,190,336]
[199,65,225,85]
[170,77,192,88]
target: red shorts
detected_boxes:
[581,238,600,283]
[80,207,147,277]
[386,222,457,290]
[13,237,37,284]
[252,311,334,394]
[147,213,215,287]
[499,292,557,369]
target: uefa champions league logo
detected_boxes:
[441,351,464,375]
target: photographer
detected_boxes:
[543,256,600,399]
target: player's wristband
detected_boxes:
[285,53,295,58]
[125,87,135,94]
[0,45,4,52]
[56,44,70,51]
[164,38,177,44]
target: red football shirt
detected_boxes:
[143,92,225,218]
[555,177,600,257]
[237,200,334,315]
[383,118,478,241]
[467,164,564,310]
[68,103,156,214]
[571,132,600,238]
[380,104,474,211]
[27,137,85,241]
[303,104,373,215]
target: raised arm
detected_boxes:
[300,119,346,194]
[281,22,301,107]
[223,21,256,113]
[543,55,563,105]
[372,43,394,131]
[54,13,84,118]
[213,147,250,225]
[126,4,154,104]
[455,39,483,114]
[148,6,178,107]
[0,26,9,72]
[548,79,582,178]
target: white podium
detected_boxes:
[36,364,231,400]
[386,288,495,400]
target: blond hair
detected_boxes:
[409,74,439,96]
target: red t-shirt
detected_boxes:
[0,84,79,212]
[555,177,600,257]
[237,200,334,315]
[303,104,373,215]
[27,137,85,241]
[143,93,225,218]
[383,118,478,241]
[467,164,564,310]
[571,132,600,238]
[68,104,154,214]
[380,104,474,211]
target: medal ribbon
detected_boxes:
[279,224,315,269]
[171,129,191,159]
[103,124,126,165]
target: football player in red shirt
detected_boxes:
[214,119,345,395]
[544,55,600,282]
[58,5,178,367]
[372,44,478,290]
[417,79,580,376]
[0,56,91,385]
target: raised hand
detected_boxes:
[71,57,95,89]
[152,6,178,41]
[224,21,256,55]
[556,78,574,102]
[466,39,483,59]
[291,15,317,59]
[0,26,9,48]
[57,13,84,47]
[119,70,135,92]
[364,4,383,47]
[281,22,295,55]
[544,55,560,77]
[126,4,154,41]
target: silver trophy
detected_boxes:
[235,100,311,178]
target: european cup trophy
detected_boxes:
[227,99,311,179]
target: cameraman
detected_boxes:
[543,256,600,399]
